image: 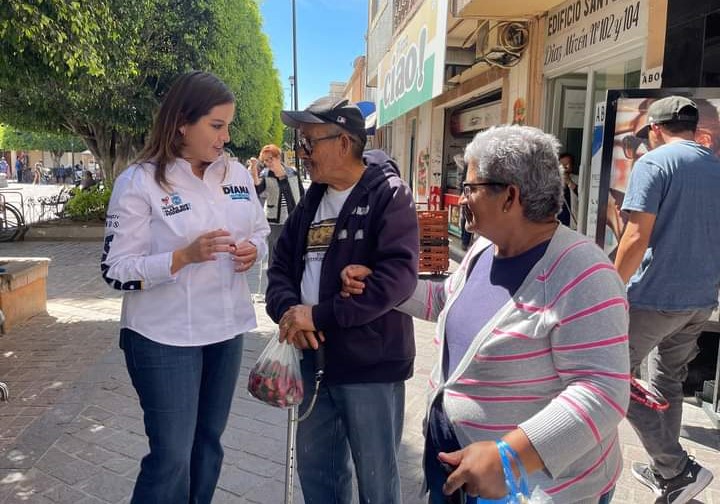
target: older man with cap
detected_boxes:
[615,95,720,504]
[265,96,419,503]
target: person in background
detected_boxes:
[0,157,8,176]
[342,125,629,504]
[15,157,23,182]
[100,71,270,504]
[557,152,578,228]
[615,96,719,504]
[249,144,304,266]
[80,170,98,190]
[32,162,43,185]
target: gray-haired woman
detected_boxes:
[342,125,630,503]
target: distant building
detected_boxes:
[328,81,347,99]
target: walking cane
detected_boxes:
[284,344,325,504]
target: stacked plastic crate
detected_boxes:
[417,210,449,275]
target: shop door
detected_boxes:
[548,75,588,166]
[546,54,642,234]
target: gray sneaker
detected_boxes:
[655,459,714,504]
[632,462,666,496]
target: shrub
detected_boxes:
[65,185,112,221]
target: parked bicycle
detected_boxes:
[0,191,28,242]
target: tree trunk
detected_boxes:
[72,122,143,183]
[50,150,63,167]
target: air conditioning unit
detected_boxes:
[476,21,528,68]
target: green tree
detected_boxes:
[0,125,85,167]
[0,1,110,77]
[210,0,284,160]
[0,0,283,181]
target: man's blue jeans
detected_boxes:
[296,350,405,504]
[120,329,243,504]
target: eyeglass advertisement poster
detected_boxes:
[595,88,720,257]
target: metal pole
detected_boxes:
[291,0,301,177]
[284,405,299,504]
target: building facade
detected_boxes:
[366,0,673,238]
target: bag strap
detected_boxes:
[496,440,530,500]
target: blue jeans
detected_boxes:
[120,329,243,504]
[296,351,405,504]
[426,451,615,503]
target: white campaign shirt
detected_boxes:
[102,156,270,346]
[300,185,354,306]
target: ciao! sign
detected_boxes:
[382,27,428,112]
[377,0,447,127]
[543,0,647,73]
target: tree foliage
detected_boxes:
[0,0,283,180]
[0,125,84,153]
[0,124,85,167]
[0,1,110,77]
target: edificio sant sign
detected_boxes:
[544,0,647,73]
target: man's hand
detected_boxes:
[278,305,323,349]
[340,264,373,298]
[439,441,507,498]
[284,330,325,350]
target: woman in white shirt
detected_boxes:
[101,71,270,504]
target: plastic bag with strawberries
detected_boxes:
[247,334,304,408]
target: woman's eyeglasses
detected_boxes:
[462,181,508,197]
[299,134,343,156]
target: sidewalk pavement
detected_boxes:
[0,241,718,503]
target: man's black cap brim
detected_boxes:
[281,110,326,128]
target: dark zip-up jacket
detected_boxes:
[266,150,419,384]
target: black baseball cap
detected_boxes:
[281,97,367,140]
[636,96,699,138]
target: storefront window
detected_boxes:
[592,58,642,107]
[546,54,642,233]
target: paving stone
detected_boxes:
[78,471,133,503]
[35,449,99,486]
[216,464,271,498]
[42,483,89,504]
[0,468,62,503]
[240,477,304,504]
[101,457,136,477]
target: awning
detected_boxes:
[356,101,377,135]
[455,0,559,18]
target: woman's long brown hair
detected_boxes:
[136,71,235,189]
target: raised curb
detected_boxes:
[25,223,105,241]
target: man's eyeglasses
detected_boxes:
[462,181,508,197]
[622,135,649,160]
[299,134,343,156]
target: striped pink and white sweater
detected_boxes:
[401,225,630,504]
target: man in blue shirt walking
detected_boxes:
[615,96,720,504]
